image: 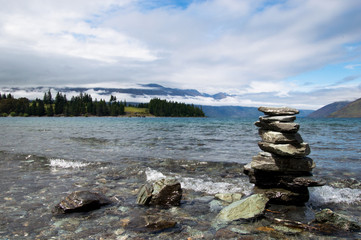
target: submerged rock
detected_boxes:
[53,191,112,214]
[215,194,269,223]
[313,208,361,231]
[136,177,182,206]
[127,214,177,233]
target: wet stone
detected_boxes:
[215,194,269,224]
[136,177,182,207]
[53,191,112,214]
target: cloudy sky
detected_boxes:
[0,0,360,109]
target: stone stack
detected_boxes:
[244,106,325,205]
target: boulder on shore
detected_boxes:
[137,177,182,207]
[53,191,112,214]
[215,194,269,224]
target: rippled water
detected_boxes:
[0,117,360,239]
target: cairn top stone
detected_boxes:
[258,106,299,116]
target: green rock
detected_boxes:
[215,194,269,223]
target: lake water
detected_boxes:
[0,117,360,239]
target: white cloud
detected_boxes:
[0,0,361,109]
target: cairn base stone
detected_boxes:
[254,187,309,206]
[251,152,315,172]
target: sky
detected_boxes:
[0,0,360,109]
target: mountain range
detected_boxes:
[308,98,361,118]
[1,84,316,118]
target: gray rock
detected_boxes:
[255,121,300,133]
[251,152,315,172]
[136,178,182,206]
[258,106,299,116]
[314,208,361,231]
[254,187,309,205]
[259,115,296,122]
[53,191,112,214]
[259,130,303,144]
[258,141,310,157]
[215,194,269,223]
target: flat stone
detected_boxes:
[254,187,309,205]
[53,191,112,214]
[215,194,269,223]
[258,141,310,157]
[251,152,315,172]
[255,121,300,133]
[259,130,303,144]
[258,107,299,116]
[259,115,296,122]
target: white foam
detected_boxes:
[145,168,166,181]
[309,186,361,205]
[144,168,254,195]
[180,177,254,195]
[49,159,90,169]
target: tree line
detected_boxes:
[0,91,125,117]
[0,92,205,117]
[148,98,205,117]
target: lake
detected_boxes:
[0,117,360,239]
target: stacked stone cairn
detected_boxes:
[244,106,325,205]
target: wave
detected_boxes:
[49,158,90,169]
[309,185,361,205]
[145,168,254,196]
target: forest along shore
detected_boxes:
[0,91,205,117]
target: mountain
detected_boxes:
[307,101,350,118]
[328,98,361,118]
[1,84,314,118]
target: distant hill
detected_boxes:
[328,98,361,118]
[307,101,350,118]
